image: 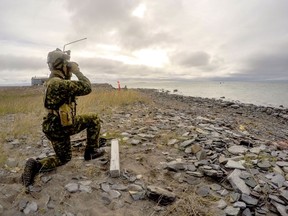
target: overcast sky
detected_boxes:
[1,0,288,85]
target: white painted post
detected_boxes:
[110,139,120,177]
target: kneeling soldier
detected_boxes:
[22,49,105,187]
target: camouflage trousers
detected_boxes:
[40,113,101,171]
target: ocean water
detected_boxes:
[122,81,288,108]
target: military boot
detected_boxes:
[84,148,105,161]
[21,158,42,187]
[99,137,107,148]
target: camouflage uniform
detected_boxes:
[21,49,105,188]
[40,70,101,171]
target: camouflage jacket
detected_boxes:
[44,70,92,110]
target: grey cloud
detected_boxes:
[65,0,178,50]
[170,51,211,67]
[116,20,176,50]
[77,57,170,81]
[65,0,138,35]
[0,54,45,71]
[227,50,288,81]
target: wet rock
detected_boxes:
[146,185,176,205]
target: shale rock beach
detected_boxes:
[0,86,288,216]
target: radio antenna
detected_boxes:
[63,37,87,51]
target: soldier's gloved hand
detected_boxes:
[67,61,80,73]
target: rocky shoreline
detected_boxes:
[139,89,288,215]
[1,88,288,215]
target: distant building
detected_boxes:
[31,76,48,86]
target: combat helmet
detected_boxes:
[47,48,71,69]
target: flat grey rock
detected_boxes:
[180,139,195,148]
[276,161,288,167]
[196,186,210,197]
[228,169,251,195]
[228,145,248,155]
[257,161,271,170]
[65,183,79,193]
[79,185,92,193]
[280,190,288,202]
[241,194,258,206]
[167,139,178,145]
[108,190,121,199]
[216,199,227,209]
[242,208,252,216]
[271,174,286,187]
[224,206,240,216]
[129,190,145,200]
[225,160,246,170]
[233,201,246,209]
[271,201,288,216]
[146,185,176,205]
[23,201,38,215]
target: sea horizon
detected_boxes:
[1,80,288,109]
